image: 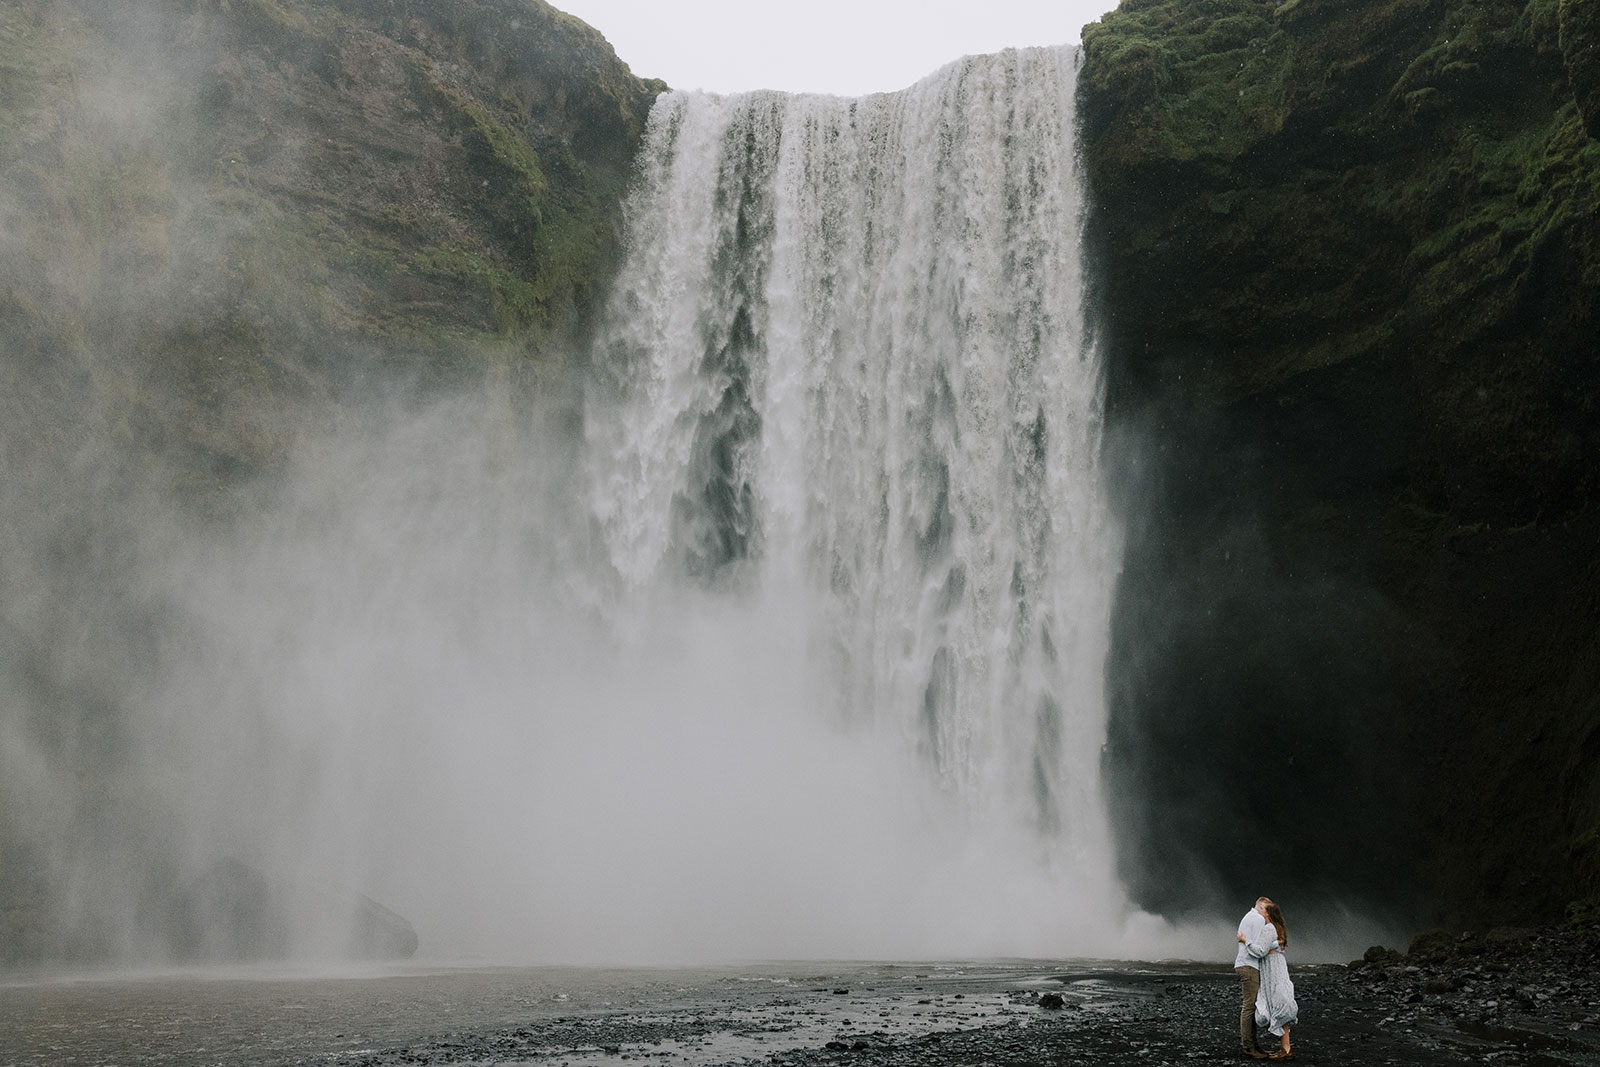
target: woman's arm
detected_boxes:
[1245,926,1279,959]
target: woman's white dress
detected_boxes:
[1248,927,1299,1036]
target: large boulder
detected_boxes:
[155,858,418,961]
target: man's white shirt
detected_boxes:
[1235,909,1267,969]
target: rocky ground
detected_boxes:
[290,927,1600,1067]
[7,924,1599,1067]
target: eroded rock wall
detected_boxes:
[1081,0,1600,927]
[0,0,661,487]
[0,0,659,963]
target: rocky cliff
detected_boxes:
[0,0,659,962]
[1,0,660,488]
[1080,0,1600,928]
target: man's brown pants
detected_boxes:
[1236,965,1261,1053]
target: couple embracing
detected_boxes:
[1234,896,1298,1060]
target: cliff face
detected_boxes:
[0,0,660,488]
[0,0,659,962]
[1080,0,1600,927]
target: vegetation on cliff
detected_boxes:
[0,0,661,489]
[1080,0,1599,928]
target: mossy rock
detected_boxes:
[1407,930,1457,958]
[1082,0,1600,929]
[0,0,663,488]
[1561,0,1600,137]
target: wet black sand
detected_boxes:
[5,931,1599,1067]
[289,958,1600,1067]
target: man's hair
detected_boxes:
[1256,896,1274,907]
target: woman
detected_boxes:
[1237,902,1298,1059]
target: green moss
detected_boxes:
[0,0,660,494]
[224,0,323,37]
[413,244,542,335]
[439,84,550,207]
[1083,0,1598,361]
[0,9,58,153]
[56,141,175,254]
[1082,0,1291,168]
[407,57,634,343]
[1560,0,1600,137]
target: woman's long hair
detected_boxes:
[1265,902,1289,948]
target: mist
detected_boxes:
[1098,386,1426,946]
[0,0,1167,968]
[0,1,1407,972]
[1,367,1200,964]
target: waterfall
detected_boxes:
[585,45,1125,951]
[1,45,1142,967]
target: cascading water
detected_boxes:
[1,44,1158,968]
[583,45,1127,953]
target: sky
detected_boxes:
[553,0,1120,97]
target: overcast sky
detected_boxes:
[554,0,1120,97]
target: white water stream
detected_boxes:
[2,46,1174,966]
[579,46,1131,956]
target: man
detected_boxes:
[1235,896,1273,1059]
